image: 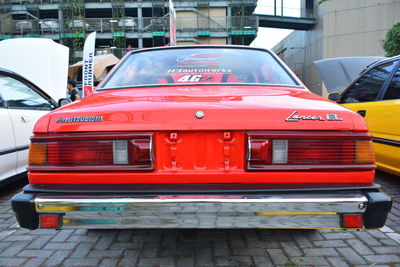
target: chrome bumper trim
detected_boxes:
[35,193,368,229]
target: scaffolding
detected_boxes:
[0,0,259,63]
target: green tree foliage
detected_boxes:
[383,22,400,57]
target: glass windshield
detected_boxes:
[100,47,299,88]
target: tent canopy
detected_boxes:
[68,53,120,82]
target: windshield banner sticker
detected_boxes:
[167,68,232,74]
[177,53,219,62]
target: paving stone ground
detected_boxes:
[0,170,399,267]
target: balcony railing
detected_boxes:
[0,0,59,4]
[0,0,254,4]
[0,16,257,35]
[73,48,135,60]
[0,0,143,4]
[0,19,60,35]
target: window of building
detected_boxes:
[142,8,152,17]
[126,39,139,49]
[85,9,112,18]
[39,10,58,19]
[125,8,138,17]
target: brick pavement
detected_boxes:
[0,172,399,267]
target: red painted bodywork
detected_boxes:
[30,45,373,187]
[42,86,367,133]
[29,84,374,186]
[28,171,374,184]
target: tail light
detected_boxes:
[356,141,375,164]
[29,132,153,171]
[247,131,375,170]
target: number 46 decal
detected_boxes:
[178,74,203,82]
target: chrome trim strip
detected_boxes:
[35,193,368,229]
[36,196,367,204]
[149,135,154,169]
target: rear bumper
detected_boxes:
[12,190,392,230]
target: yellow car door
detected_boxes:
[340,60,400,176]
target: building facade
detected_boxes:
[272,0,400,95]
[0,0,258,63]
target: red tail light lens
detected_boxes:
[341,214,363,228]
[40,214,61,229]
[130,139,153,167]
[247,131,374,170]
[248,139,272,167]
[29,132,154,171]
[47,141,114,166]
[287,139,355,164]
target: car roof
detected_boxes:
[352,55,400,83]
[367,55,400,69]
[127,45,271,55]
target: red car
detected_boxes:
[12,46,391,230]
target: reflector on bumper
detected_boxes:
[39,214,61,229]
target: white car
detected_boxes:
[0,67,69,186]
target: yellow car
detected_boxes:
[325,57,400,176]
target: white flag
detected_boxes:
[169,0,176,45]
[82,31,96,97]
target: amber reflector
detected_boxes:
[29,143,47,165]
[356,141,375,164]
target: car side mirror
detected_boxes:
[58,98,71,107]
[327,92,340,102]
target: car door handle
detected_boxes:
[357,110,366,117]
[20,116,29,123]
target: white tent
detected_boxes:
[0,38,69,101]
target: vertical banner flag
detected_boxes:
[82,31,96,97]
[169,0,176,46]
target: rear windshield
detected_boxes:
[100,47,299,88]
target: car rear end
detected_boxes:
[11,46,392,230]
[12,129,391,230]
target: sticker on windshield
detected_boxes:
[177,62,220,69]
[176,74,214,82]
[159,73,240,84]
[177,53,219,62]
[167,68,232,74]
